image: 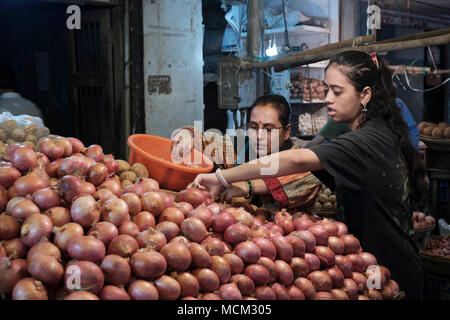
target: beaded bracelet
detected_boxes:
[245,180,254,199]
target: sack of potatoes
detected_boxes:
[314,184,337,211]
[419,121,450,139]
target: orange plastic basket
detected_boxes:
[127,134,213,191]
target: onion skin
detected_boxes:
[53,222,84,252]
[154,275,181,300]
[101,198,130,227]
[326,266,345,288]
[359,252,377,269]
[290,230,316,253]
[230,274,255,296]
[244,264,270,285]
[133,211,156,231]
[32,187,61,210]
[346,253,366,273]
[123,178,160,197]
[258,257,277,284]
[341,234,361,254]
[58,175,84,203]
[201,237,226,256]
[87,221,119,247]
[252,237,277,261]
[186,242,211,268]
[100,285,131,300]
[107,234,139,258]
[175,272,200,298]
[141,191,166,217]
[307,270,333,292]
[68,235,106,263]
[2,238,27,259]
[99,177,123,198]
[12,278,48,300]
[136,228,167,251]
[219,283,243,300]
[223,253,244,275]
[284,235,306,258]
[271,234,293,262]
[0,167,21,189]
[307,224,329,246]
[0,186,8,213]
[366,288,384,300]
[11,199,40,221]
[128,280,159,300]
[335,255,353,278]
[11,147,38,172]
[27,254,64,285]
[315,246,336,268]
[155,221,179,241]
[70,194,100,228]
[119,221,140,238]
[234,241,261,264]
[181,217,208,243]
[294,277,316,300]
[304,253,321,272]
[100,254,131,286]
[160,241,192,272]
[380,285,394,300]
[0,258,29,294]
[121,193,142,216]
[275,259,294,286]
[386,280,400,296]
[210,255,231,284]
[224,223,252,244]
[176,188,209,208]
[328,236,345,255]
[315,292,336,300]
[187,206,213,228]
[26,239,61,260]
[290,257,309,277]
[352,272,368,293]
[159,207,185,227]
[287,284,305,300]
[0,214,21,240]
[192,268,220,292]
[254,286,276,300]
[87,163,108,186]
[44,207,71,227]
[20,214,53,247]
[342,278,359,300]
[293,215,314,231]
[130,249,167,278]
[64,261,104,294]
[57,156,95,178]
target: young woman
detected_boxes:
[172,95,322,213]
[190,51,426,300]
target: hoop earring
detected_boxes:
[361,103,368,113]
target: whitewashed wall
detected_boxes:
[142,0,204,138]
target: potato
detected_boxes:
[318,193,329,203]
[25,134,36,143]
[11,129,26,142]
[438,122,448,128]
[22,141,35,149]
[422,126,434,136]
[120,170,138,183]
[418,122,429,133]
[121,179,133,188]
[323,188,332,196]
[314,202,322,209]
[6,139,16,145]
[323,202,333,209]
[117,159,131,174]
[131,163,149,178]
[329,195,336,203]
[444,127,450,138]
[432,127,444,138]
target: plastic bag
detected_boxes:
[438,218,450,236]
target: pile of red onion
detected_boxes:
[0,137,401,300]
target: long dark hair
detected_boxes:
[250,94,291,127]
[326,50,426,206]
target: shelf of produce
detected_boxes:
[241,24,330,38]
[420,236,450,278]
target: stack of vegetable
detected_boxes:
[314,185,337,213]
[412,212,435,231]
[0,137,401,300]
[289,73,327,101]
[418,121,450,139]
[116,160,149,189]
[424,236,450,258]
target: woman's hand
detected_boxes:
[218,182,249,203]
[189,173,226,200]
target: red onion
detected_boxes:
[232,208,254,227]
[154,275,181,300]
[317,219,339,236]
[119,221,140,237]
[386,280,399,296]
[160,241,192,272]
[201,236,226,256]
[186,242,211,268]
[251,237,277,261]
[141,191,165,217]
[12,277,48,300]
[0,257,28,294]
[84,144,103,162]
[2,238,27,259]
[335,255,353,278]
[308,224,329,246]
[304,253,321,272]
[43,207,71,227]
[359,252,377,270]
[173,202,193,215]
[235,241,261,264]
[187,206,213,227]
[103,157,118,176]
[67,137,85,153]
[121,193,142,216]
[352,272,368,292]
[210,255,231,284]
[230,274,255,296]
[58,175,83,203]
[284,235,306,257]
[244,264,270,285]
[270,283,290,300]
[274,210,294,234]
[181,217,208,243]
[101,198,130,227]
[307,270,333,292]
[293,215,315,231]
[136,227,167,251]
[315,292,335,300]
[379,265,391,281]
[20,214,53,247]
[174,272,199,298]
[192,268,220,292]
[159,207,185,227]
[130,248,167,278]
[27,254,63,284]
[80,181,96,195]
[251,225,269,238]
[290,230,316,253]
[224,223,252,244]
[123,177,160,197]
[380,285,394,300]
[64,261,104,294]
[328,236,345,255]
[11,147,38,172]
[0,166,21,189]
[219,283,242,300]
[341,234,361,254]
[326,266,345,288]
[346,253,366,273]
[99,177,122,197]
[46,158,63,178]
[32,187,60,210]
[176,188,209,208]
[100,285,130,300]
[258,257,277,283]
[365,265,388,289]
[100,254,131,286]
[275,259,294,286]
[254,286,276,300]
[11,199,40,221]
[315,246,335,267]
[223,253,244,275]
[133,211,156,231]
[342,278,359,300]
[0,186,9,214]
[6,196,25,215]
[155,221,179,241]
[57,156,95,178]
[68,235,106,263]
[128,280,159,300]
[87,163,108,186]
[53,222,84,252]
[4,144,25,162]
[26,238,61,260]
[366,288,384,300]
[70,194,100,228]
[290,257,309,277]
[0,214,20,240]
[108,234,139,258]
[40,138,64,160]
[87,221,119,247]
[207,202,221,215]
[271,234,293,262]
[294,277,316,300]
[201,293,222,300]
[287,284,305,300]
